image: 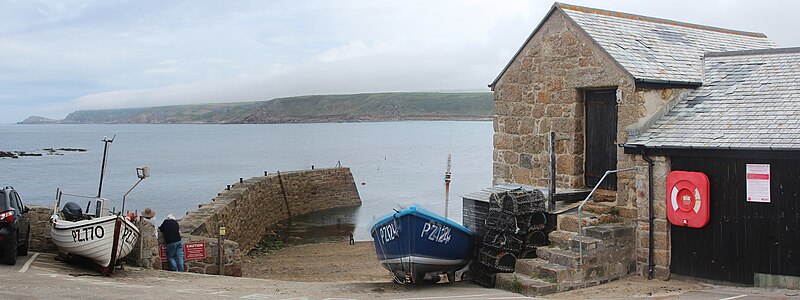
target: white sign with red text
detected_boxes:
[746,164,770,203]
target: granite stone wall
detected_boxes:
[492,8,633,190]
[27,206,57,253]
[176,167,361,276]
[632,155,671,279]
[492,9,688,279]
[25,167,361,277]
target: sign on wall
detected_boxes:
[160,242,207,262]
[746,164,770,203]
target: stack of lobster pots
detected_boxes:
[471,188,552,287]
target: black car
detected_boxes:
[0,186,30,265]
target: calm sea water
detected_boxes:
[0,122,492,240]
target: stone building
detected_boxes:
[488,2,799,289]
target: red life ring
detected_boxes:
[666,171,710,228]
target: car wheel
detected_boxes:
[17,237,28,256]
[3,239,17,265]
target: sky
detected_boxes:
[2,0,798,123]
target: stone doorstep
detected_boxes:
[495,273,559,297]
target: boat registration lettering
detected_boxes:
[378,223,398,244]
[420,222,452,244]
[72,226,104,242]
[121,227,138,245]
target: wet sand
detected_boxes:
[242,241,393,282]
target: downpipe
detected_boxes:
[642,152,655,280]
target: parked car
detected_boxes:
[0,186,30,265]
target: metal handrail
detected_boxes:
[578,167,639,266]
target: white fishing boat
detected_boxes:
[49,136,150,273]
[50,213,139,270]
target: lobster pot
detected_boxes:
[482,229,524,253]
[520,248,538,259]
[504,189,547,215]
[485,211,517,233]
[478,247,517,273]
[463,197,490,238]
[524,230,549,248]
[470,263,498,288]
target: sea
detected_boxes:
[0,122,492,241]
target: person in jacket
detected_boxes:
[159,214,185,272]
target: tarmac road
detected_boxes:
[1,252,797,300]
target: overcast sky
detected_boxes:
[2,0,798,123]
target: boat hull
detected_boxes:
[51,215,139,268]
[371,206,474,282]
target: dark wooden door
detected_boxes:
[671,156,800,284]
[584,90,617,189]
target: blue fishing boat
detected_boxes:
[370,205,475,283]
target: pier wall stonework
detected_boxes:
[178,167,362,276]
[25,167,361,277]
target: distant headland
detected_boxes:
[19,92,493,124]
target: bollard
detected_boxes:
[239,178,243,183]
[218,221,226,275]
[311,165,314,170]
[264,171,268,176]
[226,185,230,190]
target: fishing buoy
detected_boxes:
[361,181,366,185]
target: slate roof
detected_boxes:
[627,48,800,150]
[560,4,777,85]
[490,3,777,88]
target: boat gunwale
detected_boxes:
[52,215,140,234]
[369,205,474,236]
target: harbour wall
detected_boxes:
[28,167,362,276]
[177,167,362,275]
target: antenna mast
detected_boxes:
[444,154,452,218]
[97,135,115,198]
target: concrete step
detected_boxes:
[495,273,559,296]
[548,230,577,249]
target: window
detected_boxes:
[9,192,19,210]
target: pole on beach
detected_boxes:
[97,135,115,198]
[444,154,452,219]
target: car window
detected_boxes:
[9,192,19,210]
[14,192,23,211]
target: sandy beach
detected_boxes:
[242,241,393,282]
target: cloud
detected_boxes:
[1,0,799,122]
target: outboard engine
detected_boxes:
[61,202,83,221]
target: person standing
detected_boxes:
[159,214,185,272]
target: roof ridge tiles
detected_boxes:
[705,47,800,58]
[556,2,768,38]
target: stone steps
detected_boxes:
[495,273,560,296]
[495,220,637,296]
[547,230,577,249]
